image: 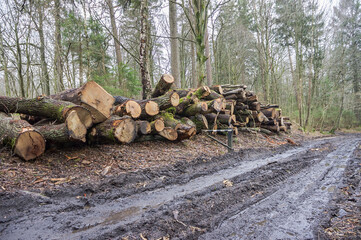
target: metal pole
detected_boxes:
[227,129,233,152]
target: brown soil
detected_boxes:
[0,130,312,193]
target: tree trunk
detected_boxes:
[0,112,45,160]
[150,91,179,110]
[50,81,115,123]
[136,120,151,135]
[140,0,152,99]
[151,74,175,98]
[158,127,178,141]
[182,102,208,116]
[189,114,209,132]
[205,27,213,86]
[88,116,136,144]
[169,0,181,87]
[113,98,142,119]
[54,0,64,92]
[150,118,165,133]
[35,122,86,143]
[137,100,159,118]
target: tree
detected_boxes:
[169,0,181,87]
[140,0,152,99]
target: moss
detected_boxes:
[165,107,176,115]
[10,137,17,148]
[107,128,116,142]
[161,111,175,121]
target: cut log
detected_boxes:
[224,101,234,115]
[150,90,179,110]
[158,127,178,141]
[0,96,92,128]
[261,108,276,119]
[159,112,182,129]
[249,102,261,111]
[150,118,165,133]
[173,89,192,98]
[221,84,247,90]
[137,100,159,118]
[151,74,175,98]
[113,100,142,119]
[136,120,151,135]
[0,112,45,161]
[189,114,209,133]
[193,86,211,99]
[203,90,223,100]
[35,122,86,144]
[176,117,197,140]
[224,94,238,100]
[88,116,136,144]
[205,98,223,113]
[50,81,114,123]
[261,104,279,109]
[210,85,224,95]
[182,102,208,116]
[261,122,280,132]
[223,88,245,96]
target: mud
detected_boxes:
[0,134,360,240]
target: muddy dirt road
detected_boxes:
[1,134,360,239]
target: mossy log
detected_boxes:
[261,108,276,119]
[50,81,114,123]
[113,99,141,119]
[136,120,151,135]
[193,86,211,99]
[150,91,179,110]
[151,74,175,98]
[210,85,224,95]
[0,96,92,128]
[182,102,208,117]
[173,89,192,98]
[158,112,181,129]
[176,117,196,141]
[150,118,165,133]
[0,112,45,161]
[88,116,136,144]
[35,122,87,143]
[189,114,209,133]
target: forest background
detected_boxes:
[0,0,360,132]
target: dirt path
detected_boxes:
[0,134,360,240]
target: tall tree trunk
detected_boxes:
[190,24,197,88]
[140,0,151,99]
[169,0,181,88]
[15,22,25,97]
[106,0,123,87]
[54,0,64,92]
[205,27,213,86]
[0,28,10,96]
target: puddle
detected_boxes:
[103,206,140,224]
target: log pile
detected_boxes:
[0,74,290,161]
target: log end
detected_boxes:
[154,119,165,132]
[66,110,87,142]
[15,131,46,161]
[126,100,142,118]
[68,106,93,129]
[159,127,178,141]
[114,117,137,143]
[145,101,160,116]
[170,92,180,107]
[162,74,175,84]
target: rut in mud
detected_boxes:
[0,134,360,240]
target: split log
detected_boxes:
[150,91,179,110]
[88,116,136,144]
[210,85,224,95]
[0,96,92,128]
[0,112,45,161]
[205,98,223,113]
[113,99,141,119]
[35,122,87,144]
[151,74,174,98]
[182,102,208,116]
[158,127,178,141]
[150,119,165,133]
[189,114,209,133]
[50,81,114,123]
[136,120,151,135]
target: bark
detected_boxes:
[158,127,178,141]
[150,91,179,110]
[54,0,64,92]
[205,27,213,86]
[106,0,123,68]
[203,90,223,100]
[189,114,209,132]
[0,112,45,160]
[35,122,86,143]
[150,118,165,133]
[0,29,10,96]
[151,74,175,98]
[169,0,181,87]
[140,0,152,99]
[136,120,151,135]
[113,99,141,119]
[182,102,208,117]
[88,116,136,144]
[204,98,223,113]
[50,81,115,123]
[210,85,223,95]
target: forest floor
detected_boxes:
[0,130,360,239]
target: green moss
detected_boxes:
[107,128,116,142]
[10,137,17,148]
[161,111,175,121]
[165,107,176,115]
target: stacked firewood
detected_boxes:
[0,74,290,161]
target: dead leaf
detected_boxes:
[50,177,72,185]
[81,160,91,165]
[101,166,112,176]
[65,155,79,161]
[223,179,233,187]
[33,178,46,184]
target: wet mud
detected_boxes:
[0,134,360,239]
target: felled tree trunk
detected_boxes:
[261,108,276,119]
[0,96,92,128]
[88,116,136,144]
[249,102,261,111]
[113,96,142,119]
[0,112,45,161]
[136,120,151,135]
[150,118,165,133]
[158,127,178,141]
[182,102,208,116]
[210,85,223,95]
[204,98,223,113]
[50,81,115,123]
[35,122,87,143]
[137,100,159,118]
[203,90,223,100]
[151,74,174,98]
[150,91,179,110]
[189,114,208,133]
